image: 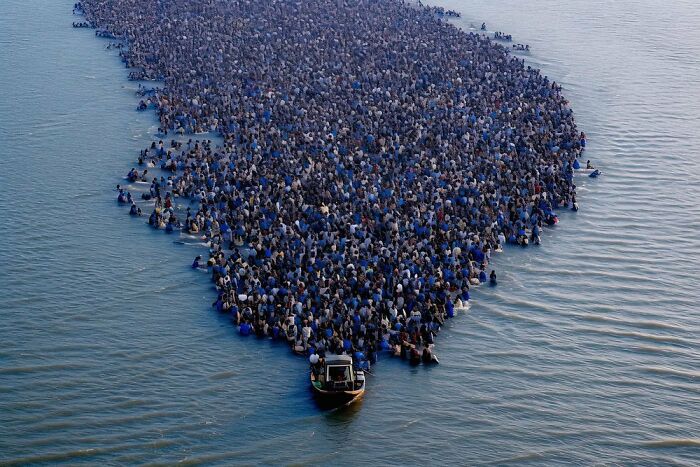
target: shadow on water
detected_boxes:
[314,394,365,416]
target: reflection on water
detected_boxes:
[320,396,365,419]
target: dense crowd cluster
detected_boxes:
[79,0,584,367]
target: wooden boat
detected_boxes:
[310,354,365,407]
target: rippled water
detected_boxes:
[1,0,699,464]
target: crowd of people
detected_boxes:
[493,32,530,51]
[418,2,461,18]
[493,31,513,42]
[77,0,585,368]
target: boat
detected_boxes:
[310,354,365,407]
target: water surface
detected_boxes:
[1,0,699,464]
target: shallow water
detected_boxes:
[1,0,699,464]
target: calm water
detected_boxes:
[1,0,699,464]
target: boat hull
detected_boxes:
[311,381,365,408]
